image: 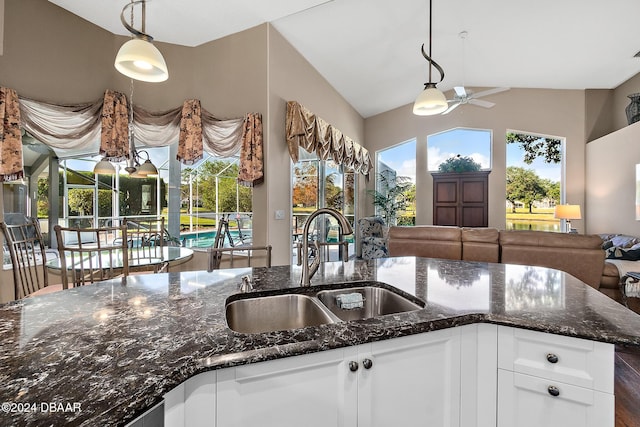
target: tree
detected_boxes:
[367,172,413,226]
[506,132,561,164]
[540,178,560,205]
[68,188,94,216]
[506,166,545,213]
[292,162,318,208]
[438,155,482,173]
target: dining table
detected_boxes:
[45,245,194,274]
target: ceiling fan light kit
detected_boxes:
[114,0,168,83]
[413,0,447,116]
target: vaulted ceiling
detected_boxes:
[50,0,640,118]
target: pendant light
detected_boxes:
[413,0,447,116]
[115,0,168,83]
[94,158,116,175]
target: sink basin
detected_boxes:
[315,286,424,321]
[226,294,339,334]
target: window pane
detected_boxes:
[427,128,492,171]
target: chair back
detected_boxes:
[207,245,272,271]
[0,218,49,299]
[122,217,167,273]
[54,224,129,288]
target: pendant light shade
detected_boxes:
[136,158,159,176]
[115,39,168,83]
[94,158,116,175]
[115,0,168,83]
[413,84,448,115]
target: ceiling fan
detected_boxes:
[442,86,510,115]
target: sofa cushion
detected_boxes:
[461,227,499,262]
[388,225,461,260]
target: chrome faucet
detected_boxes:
[299,208,353,286]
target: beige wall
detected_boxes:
[586,122,640,236]
[0,0,114,101]
[364,88,588,232]
[267,25,364,265]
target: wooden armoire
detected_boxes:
[432,171,490,227]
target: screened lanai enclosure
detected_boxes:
[0,88,263,254]
[2,143,252,250]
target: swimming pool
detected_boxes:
[180,230,252,248]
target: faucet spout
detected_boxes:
[299,208,353,286]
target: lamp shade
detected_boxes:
[115,38,168,83]
[93,158,116,175]
[554,204,581,220]
[413,86,448,115]
[137,159,158,176]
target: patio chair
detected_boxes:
[1,217,63,299]
[54,224,129,288]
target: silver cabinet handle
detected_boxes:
[362,358,373,369]
[548,385,560,397]
[348,361,359,372]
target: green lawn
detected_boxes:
[506,208,557,221]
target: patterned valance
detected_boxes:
[0,88,23,182]
[286,100,372,176]
[0,86,264,186]
[99,90,129,161]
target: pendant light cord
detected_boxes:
[428,0,433,83]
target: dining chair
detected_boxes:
[207,245,272,272]
[54,224,129,288]
[1,218,63,299]
[122,217,168,273]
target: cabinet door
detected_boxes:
[217,347,357,427]
[358,329,461,427]
[497,370,614,427]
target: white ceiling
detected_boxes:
[50,0,640,118]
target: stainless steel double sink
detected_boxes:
[225,281,425,334]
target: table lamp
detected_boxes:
[554,204,581,233]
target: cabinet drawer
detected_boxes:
[497,370,614,427]
[498,326,613,392]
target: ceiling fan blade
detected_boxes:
[469,99,495,108]
[471,87,510,99]
[454,86,467,97]
[442,102,461,115]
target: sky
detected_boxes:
[377,128,561,183]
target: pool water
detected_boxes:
[181,230,252,248]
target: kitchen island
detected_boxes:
[1,257,640,426]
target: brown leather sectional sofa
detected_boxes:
[388,226,605,290]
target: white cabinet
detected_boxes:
[356,328,461,427]
[217,347,352,427]
[162,324,616,427]
[164,370,217,427]
[212,329,462,427]
[497,326,615,427]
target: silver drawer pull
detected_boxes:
[546,353,559,364]
[348,361,359,372]
[547,385,560,397]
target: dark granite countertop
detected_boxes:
[2,257,640,426]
